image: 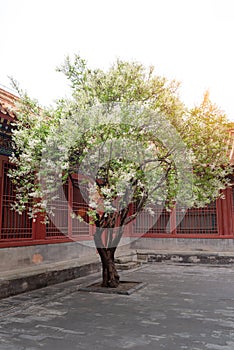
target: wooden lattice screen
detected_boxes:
[1,162,33,240]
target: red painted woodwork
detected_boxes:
[0,155,234,248]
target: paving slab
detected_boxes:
[0,263,234,349]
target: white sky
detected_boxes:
[1,0,234,119]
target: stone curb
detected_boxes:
[137,251,234,264]
[0,261,101,300]
[78,280,147,295]
[1,250,234,300]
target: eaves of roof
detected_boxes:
[0,87,18,121]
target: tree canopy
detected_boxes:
[9,56,233,287]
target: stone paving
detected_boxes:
[0,263,234,349]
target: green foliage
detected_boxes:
[10,56,232,228]
[184,91,232,205]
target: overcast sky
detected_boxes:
[1,0,234,119]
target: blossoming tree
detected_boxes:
[10,56,232,287]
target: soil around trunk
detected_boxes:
[78,280,147,295]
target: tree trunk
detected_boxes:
[93,217,126,288]
[96,246,120,288]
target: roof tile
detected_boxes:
[0,87,18,120]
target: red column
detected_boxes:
[225,188,234,236]
[0,158,4,235]
[68,177,73,237]
[169,205,177,235]
[33,212,46,240]
[217,188,233,236]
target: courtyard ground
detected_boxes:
[0,262,234,350]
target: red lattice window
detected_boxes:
[176,202,218,235]
[1,162,33,240]
[71,179,90,236]
[135,205,171,234]
[46,182,69,238]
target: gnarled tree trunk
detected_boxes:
[94,228,120,288]
[97,247,120,287]
[93,204,141,288]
